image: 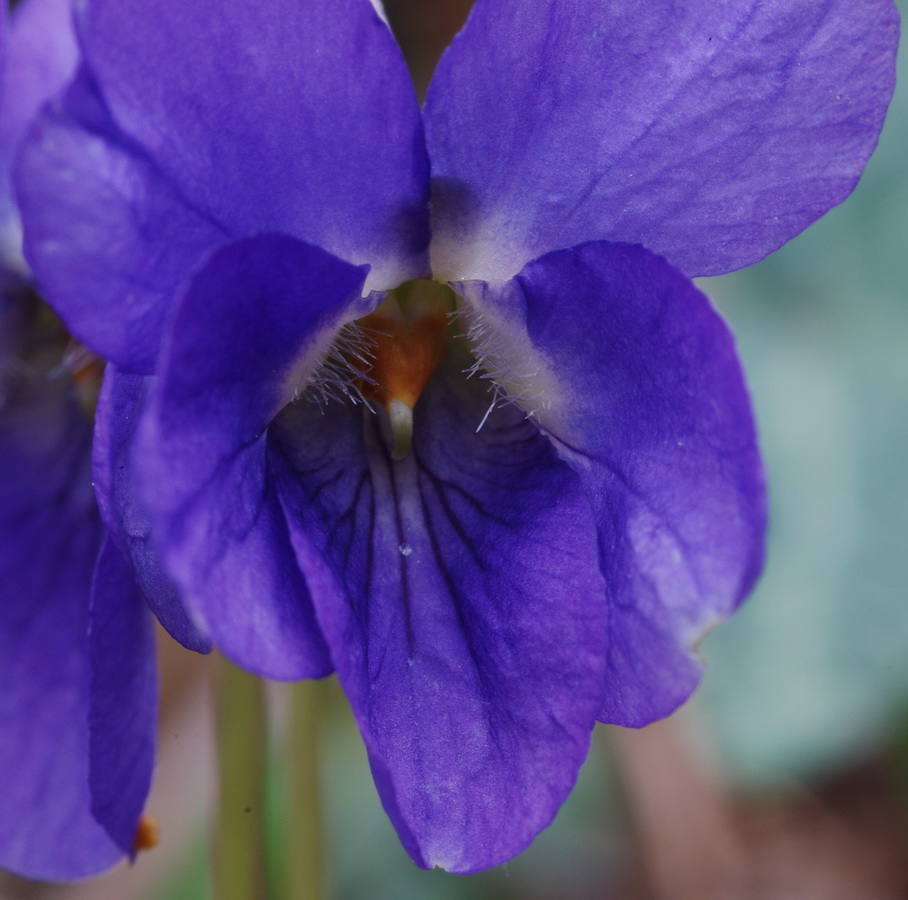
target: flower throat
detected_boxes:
[359,279,455,459]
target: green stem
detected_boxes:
[212,653,271,900]
[286,678,325,900]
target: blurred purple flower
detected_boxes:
[16,0,898,873]
[0,0,155,879]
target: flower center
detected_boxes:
[299,280,539,460]
[359,279,455,458]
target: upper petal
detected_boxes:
[457,241,767,725]
[425,0,899,281]
[271,345,608,873]
[134,234,369,679]
[77,0,430,286]
[18,0,429,372]
[0,356,121,879]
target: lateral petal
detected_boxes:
[426,0,899,282]
[135,234,369,679]
[457,242,767,725]
[272,345,608,873]
[93,368,211,653]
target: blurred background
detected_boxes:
[3,0,907,897]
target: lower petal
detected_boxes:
[457,241,767,725]
[271,344,607,872]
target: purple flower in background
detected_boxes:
[0,0,156,879]
[17,0,898,873]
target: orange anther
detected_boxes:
[362,308,449,411]
[358,280,454,414]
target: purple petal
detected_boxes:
[88,535,157,858]
[271,348,608,872]
[18,0,428,374]
[16,68,232,373]
[457,242,767,725]
[0,0,77,241]
[0,370,120,878]
[135,234,369,679]
[79,0,429,286]
[425,0,899,281]
[93,367,211,653]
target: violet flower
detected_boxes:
[16,0,898,873]
[0,0,156,879]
